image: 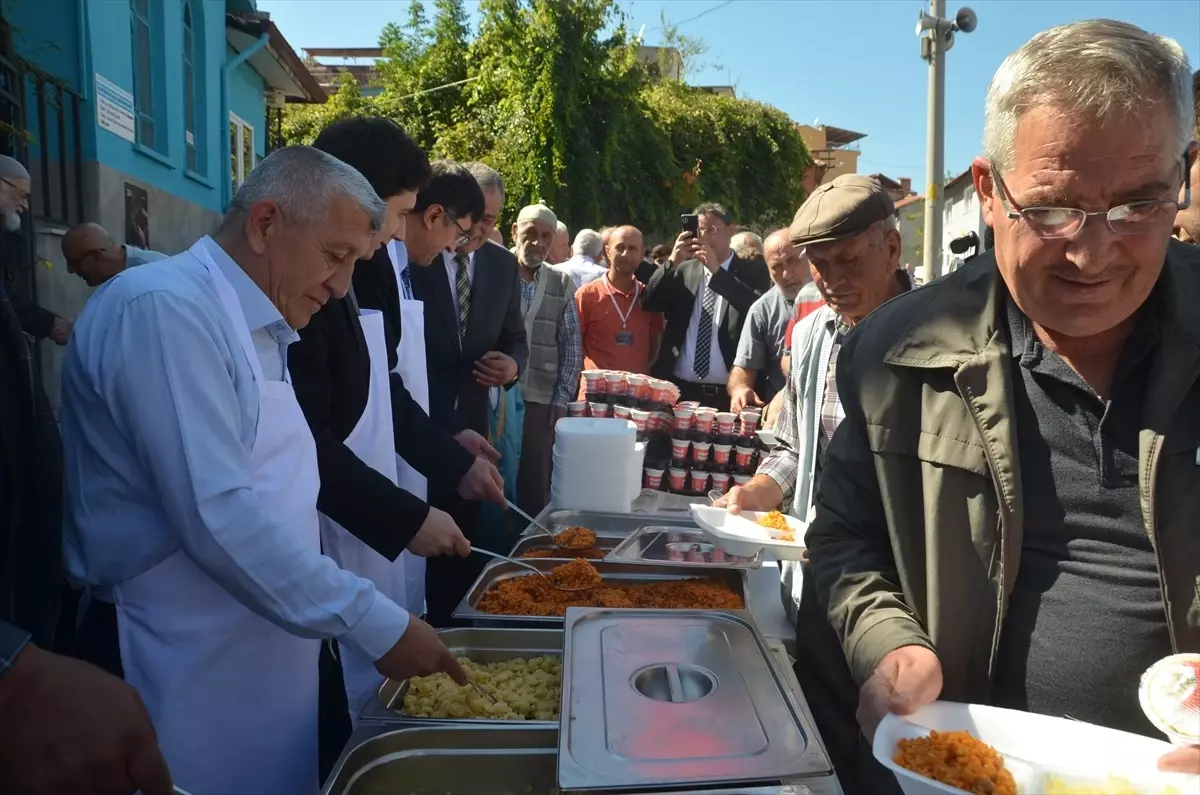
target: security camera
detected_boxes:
[953,7,977,33]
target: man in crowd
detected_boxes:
[804,20,1198,777]
[645,202,770,410]
[719,174,910,792]
[410,162,527,626]
[575,225,662,385]
[731,230,764,261]
[728,229,810,413]
[554,228,607,289]
[512,204,582,515]
[549,220,571,265]
[0,155,71,345]
[61,222,166,286]
[1174,68,1200,244]
[65,147,468,795]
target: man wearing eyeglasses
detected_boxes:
[802,19,1200,778]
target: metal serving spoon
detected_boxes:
[505,499,595,551]
[470,547,598,593]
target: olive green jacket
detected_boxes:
[806,241,1200,702]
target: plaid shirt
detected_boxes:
[520,265,583,408]
[758,312,845,504]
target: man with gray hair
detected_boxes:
[730,230,764,261]
[549,220,571,265]
[63,146,468,794]
[797,20,1197,777]
[553,228,607,289]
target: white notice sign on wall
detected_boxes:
[95,74,136,143]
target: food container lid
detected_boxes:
[1139,653,1200,745]
[557,608,829,791]
[606,525,764,569]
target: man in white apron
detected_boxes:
[64,147,467,795]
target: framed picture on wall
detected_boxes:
[124,182,150,250]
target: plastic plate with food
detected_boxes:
[873,701,1198,795]
[688,505,807,561]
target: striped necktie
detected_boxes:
[694,279,716,379]
[399,266,413,300]
[454,253,471,341]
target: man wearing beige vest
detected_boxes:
[512,204,582,515]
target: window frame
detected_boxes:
[129,0,155,150]
[183,0,197,172]
[229,112,256,195]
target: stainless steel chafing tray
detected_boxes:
[557,608,833,792]
[321,725,838,795]
[452,560,751,627]
[607,526,764,569]
[358,627,563,725]
[509,532,624,560]
[520,509,695,539]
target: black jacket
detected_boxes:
[0,285,62,646]
[288,252,474,561]
[408,242,528,437]
[643,254,771,380]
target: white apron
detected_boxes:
[109,238,321,795]
[317,306,406,723]
[388,241,430,616]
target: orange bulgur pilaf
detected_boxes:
[477,568,744,617]
[520,546,603,560]
[894,730,1016,795]
[757,511,795,542]
[553,526,597,549]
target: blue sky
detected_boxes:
[261,0,1200,188]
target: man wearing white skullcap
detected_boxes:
[510,204,581,514]
[0,155,31,232]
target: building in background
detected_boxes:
[303,46,385,97]
[869,173,916,204]
[795,123,865,193]
[941,167,985,275]
[1,0,323,407]
[894,194,925,274]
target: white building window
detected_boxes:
[183,0,198,172]
[130,0,156,148]
[229,113,256,197]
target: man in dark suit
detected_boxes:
[412,163,526,439]
[643,202,771,411]
[406,163,527,626]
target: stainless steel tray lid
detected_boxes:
[558,608,831,792]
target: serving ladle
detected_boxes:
[470,546,598,593]
[505,498,595,551]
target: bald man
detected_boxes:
[548,221,570,265]
[728,229,810,412]
[574,225,663,387]
[61,223,166,287]
[0,154,30,232]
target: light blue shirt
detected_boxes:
[124,245,168,267]
[61,238,408,660]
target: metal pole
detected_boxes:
[921,0,946,284]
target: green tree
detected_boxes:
[281,72,372,145]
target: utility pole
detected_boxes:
[916,2,976,284]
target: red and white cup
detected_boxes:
[694,410,716,434]
[627,374,648,399]
[582,370,605,394]
[604,371,628,396]
[715,412,737,435]
[689,469,710,493]
[670,437,691,460]
[732,473,752,487]
[678,401,701,410]
[644,467,665,490]
[567,401,588,418]
[739,410,761,435]
[590,402,611,418]
[711,471,731,494]
[673,406,695,432]
[649,380,673,403]
[613,404,632,420]
[735,445,755,468]
[630,408,650,432]
[692,441,712,464]
[712,443,732,465]
[668,467,687,491]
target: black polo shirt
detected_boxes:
[990,289,1172,736]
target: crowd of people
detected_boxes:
[0,16,1197,795]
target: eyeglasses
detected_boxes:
[990,155,1191,240]
[445,212,472,247]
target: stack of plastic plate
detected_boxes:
[551,418,644,512]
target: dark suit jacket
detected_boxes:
[643,254,771,380]
[288,251,474,561]
[410,242,528,437]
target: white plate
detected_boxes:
[688,505,807,561]
[874,702,1199,795]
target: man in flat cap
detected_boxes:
[511,204,581,516]
[716,173,910,793]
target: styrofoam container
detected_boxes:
[874,702,1199,795]
[688,505,807,561]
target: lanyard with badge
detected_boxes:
[604,274,640,346]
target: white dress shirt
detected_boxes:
[673,253,733,384]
